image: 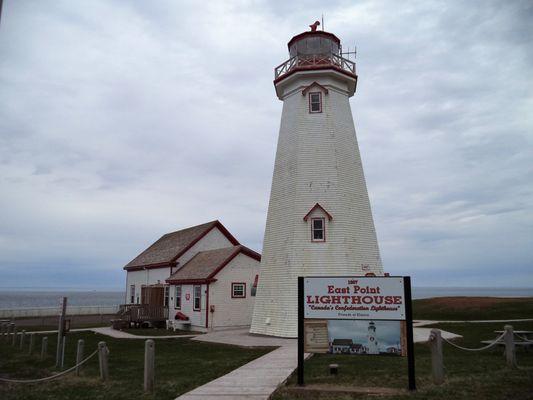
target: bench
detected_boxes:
[167,319,191,332]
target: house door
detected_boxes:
[141,285,165,306]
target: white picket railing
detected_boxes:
[275,53,356,80]
[0,305,119,318]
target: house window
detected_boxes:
[311,218,325,242]
[164,285,169,307]
[130,285,135,304]
[174,285,181,309]
[232,283,246,298]
[193,285,201,311]
[309,92,322,113]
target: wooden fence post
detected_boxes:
[41,336,48,360]
[504,325,516,368]
[429,329,445,384]
[12,327,17,346]
[28,333,35,355]
[8,323,14,341]
[76,339,85,376]
[98,341,109,381]
[144,339,155,393]
[19,330,26,350]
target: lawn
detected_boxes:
[121,328,201,336]
[272,320,533,400]
[0,331,273,400]
[413,297,533,321]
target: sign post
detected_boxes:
[297,275,416,391]
[297,277,304,385]
[404,276,416,391]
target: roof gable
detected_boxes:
[124,220,239,270]
[301,81,329,96]
[303,203,333,221]
[166,245,260,284]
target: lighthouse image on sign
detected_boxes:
[250,23,383,337]
[366,321,380,354]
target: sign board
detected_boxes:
[303,320,329,353]
[297,276,416,391]
[304,277,405,320]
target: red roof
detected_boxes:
[287,31,341,49]
[166,245,261,284]
[123,220,239,271]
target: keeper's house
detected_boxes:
[123,221,261,331]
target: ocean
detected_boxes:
[0,287,531,309]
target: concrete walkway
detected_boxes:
[90,327,197,339]
[24,327,197,340]
[177,344,307,400]
[177,324,461,400]
[415,319,533,327]
[192,328,295,348]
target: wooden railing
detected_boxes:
[275,53,356,80]
[118,304,168,323]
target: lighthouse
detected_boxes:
[367,321,379,354]
[250,24,383,337]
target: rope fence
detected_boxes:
[428,324,528,385]
[0,349,98,384]
[439,331,506,352]
[514,333,533,343]
[1,322,155,393]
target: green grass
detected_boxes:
[121,328,201,336]
[413,297,533,321]
[0,332,273,399]
[272,321,533,400]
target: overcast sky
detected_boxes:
[0,0,532,290]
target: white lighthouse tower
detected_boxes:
[250,24,383,338]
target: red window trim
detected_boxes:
[231,282,246,299]
[311,217,326,242]
[309,92,322,113]
[174,285,182,310]
[193,285,201,311]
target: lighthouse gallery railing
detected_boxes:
[275,53,356,80]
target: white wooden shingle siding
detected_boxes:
[250,70,383,337]
[170,283,207,328]
[169,253,260,331]
[208,253,260,329]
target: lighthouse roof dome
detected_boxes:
[287,30,341,57]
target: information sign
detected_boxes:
[297,276,416,391]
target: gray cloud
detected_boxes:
[0,0,532,289]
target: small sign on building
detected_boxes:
[297,276,416,391]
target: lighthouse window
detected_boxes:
[311,218,325,241]
[309,92,322,113]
